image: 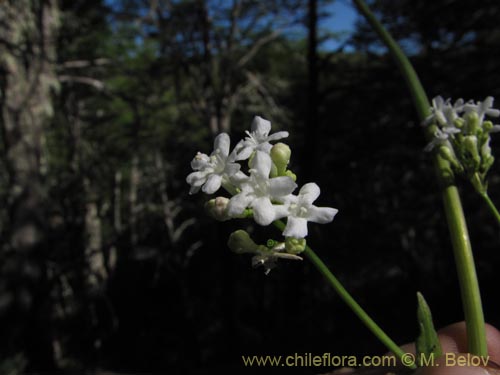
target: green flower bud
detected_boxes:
[464,135,480,167]
[464,111,480,135]
[270,143,291,176]
[438,145,462,171]
[483,121,494,132]
[454,118,465,128]
[285,237,306,255]
[481,138,492,159]
[270,163,279,178]
[470,172,486,194]
[266,239,278,248]
[205,197,231,221]
[227,230,260,254]
[483,155,495,172]
[285,170,297,182]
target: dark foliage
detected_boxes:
[1,1,500,374]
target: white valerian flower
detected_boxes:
[227,151,297,225]
[424,128,459,151]
[282,183,338,239]
[186,133,241,194]
[425,96,464,127]
[464,96,500,124]
[235,116,289,161]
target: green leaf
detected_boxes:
[416,292,443,364]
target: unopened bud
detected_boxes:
[285,170,297,181]
[464,111,480,135]
[285,237,306,254]
[271,143,291,176]
[464,135,480,166]
[227,230,259,254]
[454,118,465,129]
[438,145,461,171]
[205,197,231,221]
[481,138,492,159]
[483,121,494,132]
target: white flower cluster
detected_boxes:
[424,96,500,151]
[187,116,338,240]
[424,96,500,182]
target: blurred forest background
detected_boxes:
[1,0,500,374]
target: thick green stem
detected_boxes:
[352,0,487,356]
[442,188,487,356]
[273,221,413,367]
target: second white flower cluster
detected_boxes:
[424,96,500,183]
[186,116,338,240]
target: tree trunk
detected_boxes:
[83,178,106,291]
[0,0,59,369]
[114,171,122,233]
[129,154,141,247]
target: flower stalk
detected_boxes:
[352,0,487,357]
[273,220,413,368]
[471,173,500,226]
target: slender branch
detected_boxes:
[272,221,414,368]
[59,75,106,91]
[352,0,487,356]
[59,58,110,69]
[237,30,281,68]
[479,191,500,226]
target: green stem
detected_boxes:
[479,191,500,226]
[441,188,487,356]
[352,0,487,356]
[471,173,500,226]
[273,221,413,368]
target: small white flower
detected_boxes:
[235,116,289,161]
[227,151,297,225]
[424,128,459,151]
[282,183,338,239]
[464,96,500,123]
[186,133,241,194]
[425,96,464,128]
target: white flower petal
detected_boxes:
[307,206,338,224]
[191,153,210,170]
[229,171,248,186]
[432,96,444,108]
[443,127,460,134]
[435,111,447,126]
[283,217,308,238]
[251,116,271,136]
[298,183,320,205]
[272,204,290,221]
[252,197,275,226]
[189,185,201,194]
[269,177,297,198]
[186,171,207,186]
[202,174,222,194]
[251,151,272,177]
[255,142,273,154]
[225,162,241,176]
[267,131,289,142]
[235,146,253,161]
[227,193,253,216]
[487,108,500,118]
[214,133,230,156]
